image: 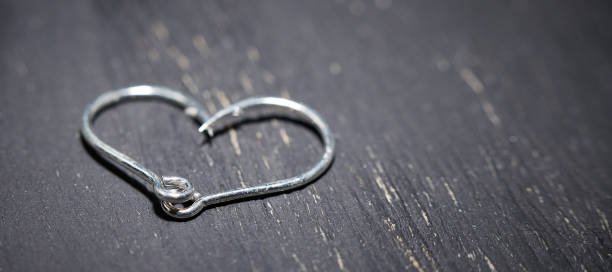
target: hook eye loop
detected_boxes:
[154,176,195,203]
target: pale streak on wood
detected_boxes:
[333,248,348,272]
[215,90,241,156]
[383,217,397,232]
[367,145,399,203]
[280,89,291,99]
[595,208,612,239]
[413,195,431,225]
[262,71,276,85]
[236,169,246,188]
[229,130,241,156]
[425,176,435,191]
[147,49,160,62]
[151,21,169,41]
[365,145,377,159]
[192,34,209,56]
[384,216,426,271]
[459,68,501,126]
[375,175,395,204]
[279,128,291,145]
[215,89,231,108]
[481,101,501,126]
[316,225,328,242]
[167,46,190,71]
[265,202,274,215]
[181,74,199,95]
[421,243,439,272]
[239,71,255,94]
[246,46,260,62]
[261,155,271,170]
[291,253,308,272]
[202,90,218,113]
[444,182,459,206]
[421,209,431,226]
[484,255,497,272]
[459,68,484,94]
[395,235,425,272]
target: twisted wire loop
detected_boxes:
[81,85,336,219]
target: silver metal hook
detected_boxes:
[81,86,335,219]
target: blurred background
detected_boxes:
[0,0,611,271]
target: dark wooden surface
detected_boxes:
[1,0,611,271]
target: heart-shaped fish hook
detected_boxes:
[81,85,335,219]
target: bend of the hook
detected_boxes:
[197,103,243,138]
[197,97,306,138]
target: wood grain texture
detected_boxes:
[1,0,611,271]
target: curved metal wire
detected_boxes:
[81,85,335,219]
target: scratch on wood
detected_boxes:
[316,225,328,242]
[444,182,459,207]
[239,71,255,94]
[459,68,501,126]
[425,176,435,191]
[262,155,270,170]
[533,230,549,251]
[396,235,425,272]
[423,191,432,207]
[375,176,395,204]
[595,208,612,239]
[229,131,241,156]
[280,89,291,99]
[279,128,291,145]
[333,248,348,271]
[383,217,396,232]
[215,88,232,107]
[167,46,190,71]
[215,91,241,155]
[181,74,199,95]
[368,145,399,204]
[292,253,308,272]
[421,210,431,226]
[151,21,169,41]
[247,46,260,62]
[192,34,209,56]
[202,90,218,113]
[265,202,274,215]
[262,71,276,85]
[481,101,501,126]
[564,216,581,235]
[365,145,377,159]
[421,243,439,272]
[484,255,497,272]
[236,169,246,188]
[459,68,483,94]
[214,89,231,109]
